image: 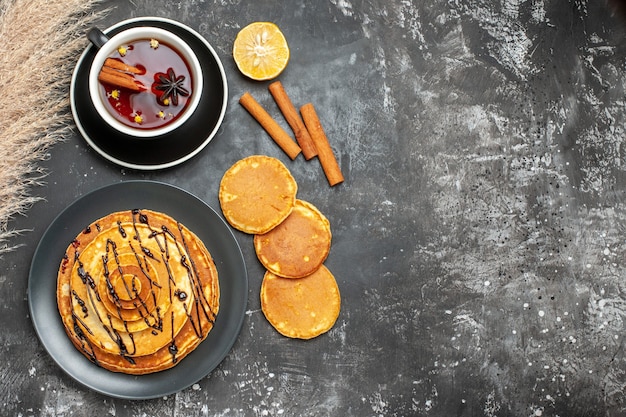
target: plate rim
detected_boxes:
[70,17,229,170]
[28,180,248,399]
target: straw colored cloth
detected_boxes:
[0,0,106,253]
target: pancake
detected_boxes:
[56,209,220,375]
[254,199,331,278]
[260,265,340,339]
[219,155,297,234]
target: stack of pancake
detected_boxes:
[56,209,220,374]
[219,155,340,339]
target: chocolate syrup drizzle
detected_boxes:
[65,209,217,368]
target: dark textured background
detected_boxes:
[2,0,626,415]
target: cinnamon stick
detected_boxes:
[98,66,144,92]
[268,81,317,160]
[300,103,344,186]
[239,92,302,160]
[104,58,143,75]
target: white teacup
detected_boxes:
[88,26,203,138]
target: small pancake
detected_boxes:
[254,199,331,278]
[219,155,297,234]
[260,265,340,339]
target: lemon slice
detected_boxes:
[233,22,290,81]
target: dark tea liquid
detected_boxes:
[99,39,193,131]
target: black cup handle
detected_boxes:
[87,27,109,48]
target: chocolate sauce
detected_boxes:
[107,314,136,364]
[76,260,98,300]
[176,222,218,325]
[141,246,157,259]
[129,243,155,283]
[168,311,178,364]
[117,221,127,238]
[60,253,69,274]
[71,313,98,365]
[65,208,217,369]
[71,290,89,318]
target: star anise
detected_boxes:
[153,68,189,106]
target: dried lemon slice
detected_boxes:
[233,22,290,81]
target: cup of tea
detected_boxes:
[87,26,203,138]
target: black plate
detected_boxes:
[70,17,228,170]
[28,181,248,399]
